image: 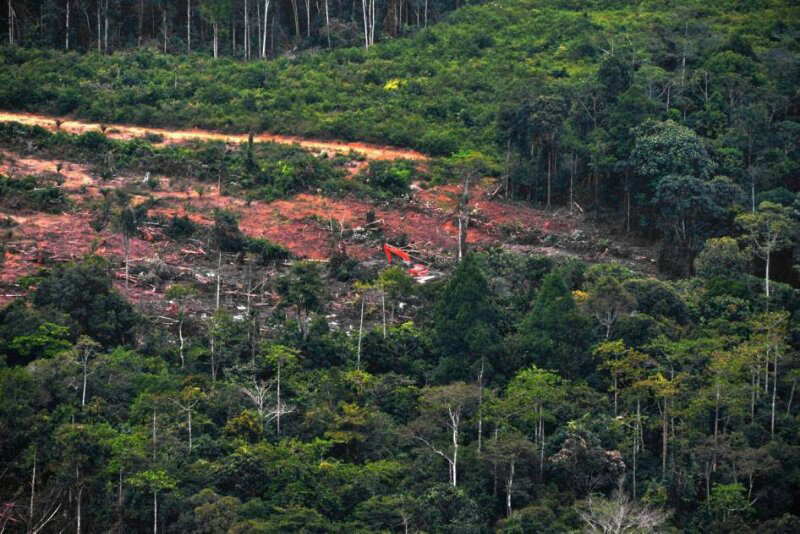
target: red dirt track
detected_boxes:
[0,111,427,161]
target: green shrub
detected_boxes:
[163,215,198,240]
[247,238,291,266]
[0,175,68,213]
[357,161,415,199]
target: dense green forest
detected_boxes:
[2,245,800,532]
[1,0,800,532]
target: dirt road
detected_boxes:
[0,111,428,162]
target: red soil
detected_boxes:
[0,114,582,307]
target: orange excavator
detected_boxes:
[383,243,430,278]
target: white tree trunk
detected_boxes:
[356,294,365,370]
[506,461,514,517]
[304,0,310,38]
[771,352,778,438]
[261,0,270,58]
[152,406,157,460]
[76,474,82,534]
[216,251,222,309]
[244,0,249,59]
[162,7,167,53]
[276,361,282,436]
[188,406,193,453]
[450,410,459,486]
[65,1,70,50]
[178,318,185,369]
[361,0,368,50]
[765,250,770,298]
[81,356,88,406]
[213,21,218,58]
[324,0,330,47]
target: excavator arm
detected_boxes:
[383,243,429,279]
[383,243,412,264]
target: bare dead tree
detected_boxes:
[576,481,668,533]
[240,377,273,433]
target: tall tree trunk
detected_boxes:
[188,405,193,453]
[506,461,514,517]
[361,0,369,50]
[370,0,376,46]
[103,0,108,54]
[216,251,222,309]
[261,0,270,58]
[305,0,310,38]
[162,7,167,53]
[539,415,545,477]
[178,317,185,369]
[152,406,157,460]
[324,0,330,47]
[765,250,771,299]
[81,355,88,406]
[451,422,458,486]
[66,1,70,50]
[771,351,778,438]
[76,476,82,534]
[291,0,300,37]
[276,361,282,437]
[569,153,575,213]
[356,293,365,370]
[244,0,249,59]
[213,21,218,58]
[458,172,471,261]
[210,330,216,382]
[28,447,36,529]
[153,490,158,534]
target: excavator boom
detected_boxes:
[382,243,430,279]
[383,243,412,264]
